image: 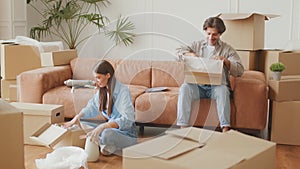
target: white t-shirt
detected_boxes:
[203,44,215,58]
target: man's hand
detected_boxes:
[214,56,230,69]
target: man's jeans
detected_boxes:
[177,83,231,128]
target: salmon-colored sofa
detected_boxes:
[18,58,268,131]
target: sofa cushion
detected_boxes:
[134,87,179,125]
[115,59,151,88]
[70,58,118,80]
[43,86,98,118]
[127,85,147,106]
[151,61,184,87]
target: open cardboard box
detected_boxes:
[218,13,278,50]
[123,127,276,169]
[30,122,93,149]
[184,57,223,85]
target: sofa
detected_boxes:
[18,58,268,131]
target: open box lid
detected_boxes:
[10,102,63,116]
[30,123,69,148]
[184,57,223,74]
[126,127,276,168]
[217,13,279,21]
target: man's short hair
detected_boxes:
[203,17,226,34]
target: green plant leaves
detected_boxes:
[106,16,135,46]
[28,0,135,49]
[270,62,286,72]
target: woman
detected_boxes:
[64,60,137,155]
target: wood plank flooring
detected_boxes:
[24,127,300,169]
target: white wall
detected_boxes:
[26,0,300,60]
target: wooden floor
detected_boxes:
[25,127,300,169]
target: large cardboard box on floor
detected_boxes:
[184,57,223,85]
[1,79,16,101]
[0,99,24,169]
[123,127,276,169]
[258,50,300,81]
[0,44,41,80]
[10,102,64,145]
[268,76,300,101]
[236,50,259,70]
[271,101,300,145]
[218,13,278,50]
[30,122,94,149]
[40,49,77,67]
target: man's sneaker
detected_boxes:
[100,144,117,156]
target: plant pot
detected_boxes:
[272,71,282,81]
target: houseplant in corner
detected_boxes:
[270,62,286,81]
[27,0,135,49]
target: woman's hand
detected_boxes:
[62,113,83,128]
[86,123,107,145]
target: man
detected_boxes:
[177,17,244,132]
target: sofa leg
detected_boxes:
[139,125,144,135]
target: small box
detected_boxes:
[0,99,24,169]
[30,123,94,149]
[218,13,278,50]
[1,44,41,80]
[40,49,77,66]
[269,76,300,101]
[271,101,300,145]
[184,57,223,85]
[258,50,300,81]
[123,127,276,169]
[236,50,259,70]
[10,102,64,145]
[1,79,16,101]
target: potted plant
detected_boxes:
[269,62,286,81]
[27,0,135,49]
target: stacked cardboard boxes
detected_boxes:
[0,44,41,101]
[218,13,278,70]
[268,76,300,145]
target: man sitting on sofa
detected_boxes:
[176,16,244,132]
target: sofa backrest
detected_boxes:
[151,60,184,87]
[70,58,185,88]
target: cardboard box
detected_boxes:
[0,99,24,169]
[30,123,94,149]
[184,57,223,85]
[9,84,17,102]
[1,44,41,80]
[269,76,300,101]
[124,127,276,169]
[236,50,259,70]
[10,102,64,145]
[218,13,278,50]
[1,79,16,101]
[271,101,300,145]
[40,49,77,66]
[258,50,300,81]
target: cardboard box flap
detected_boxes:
[184,57,223,74]
[10,102,63,116]
[127,134,201,160]
[217,13,279,21]
[30,123,68,148]
[0,99,21,115]
[165,127,220,144]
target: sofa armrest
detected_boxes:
[17,65,72,103]
[233,71,268,130]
